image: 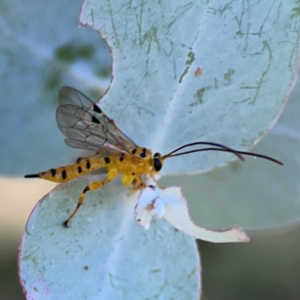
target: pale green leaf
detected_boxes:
[81,0,299,175]
[18,0,300,298]
[19,177,201,299]
[161,77,300,231]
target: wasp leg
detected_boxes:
[63,169,118,227]
[132,176,146,190]
[149,173,164,190]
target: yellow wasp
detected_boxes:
[25,87,283,227]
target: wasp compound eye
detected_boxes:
[153,153,162,172]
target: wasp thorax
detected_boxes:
[152,152,163,172]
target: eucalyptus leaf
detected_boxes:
[19,177,201,299]
[81,0,299,175]
[161,77,300,231]
[18,0,300,299]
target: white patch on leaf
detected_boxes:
[135,185,249,243]
[134,185,165,230]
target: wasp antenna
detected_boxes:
[164,147,283,166]
[163,142,245,161]
[165,147,244,161]
[230,150,283,166]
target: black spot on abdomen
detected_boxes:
[86,160,91,169]
[50,168,56,177]
[62,170,67,180]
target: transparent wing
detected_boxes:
[56,86,138,155]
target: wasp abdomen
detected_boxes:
[24,158,107,183]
